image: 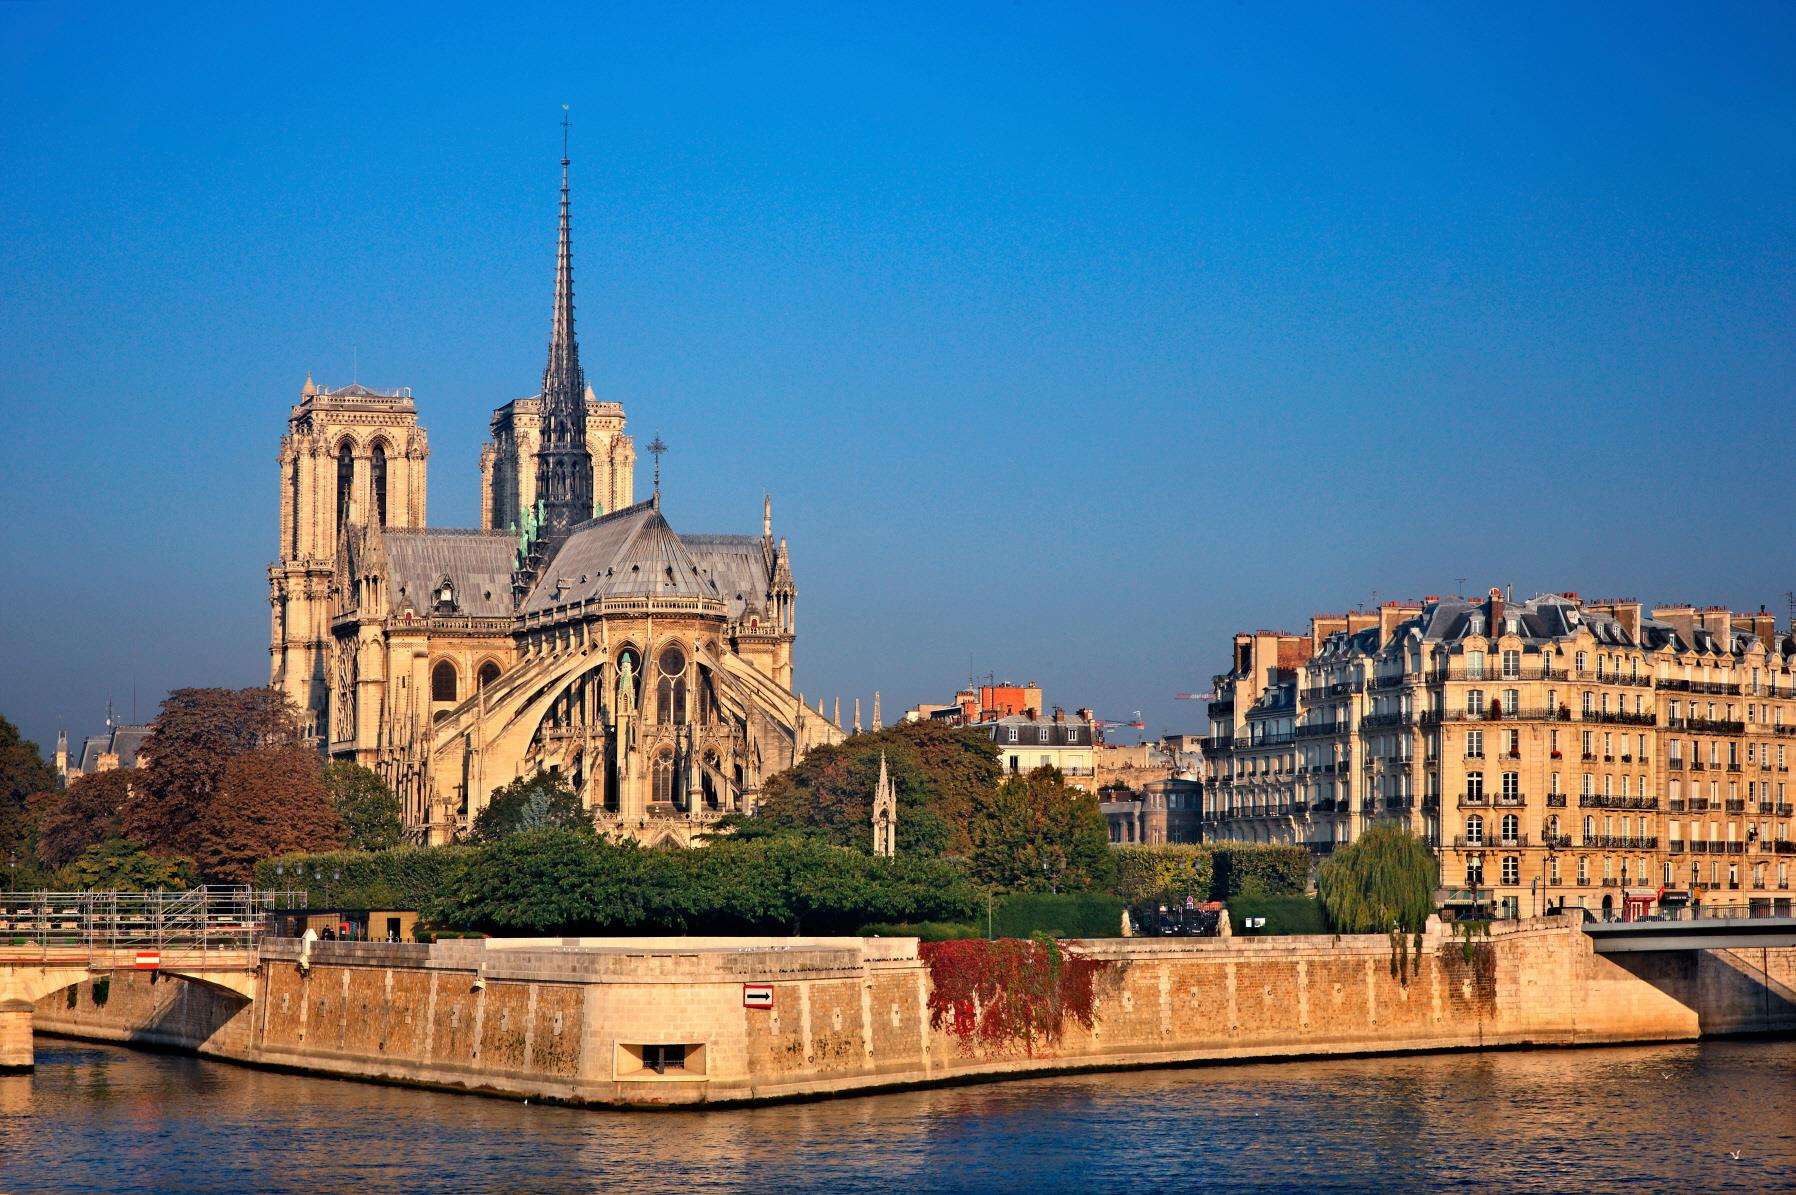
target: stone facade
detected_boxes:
[1203,591,1796,918]
[29,923,1796,1105]
[268,156,840,845]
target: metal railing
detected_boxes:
[0,887,294,961]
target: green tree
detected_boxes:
[36,768,136,869]
[1113,844,1214,908]
[470,771,590,842]
[59,839,198,892]
[1317,821,1437,933]
[122,688,302,855]
[0,714,57,882]
[746,721,995,855]
[968,766,1115,894]
[324,763,404,851]
[190,746,347,883]
[431,829,645,932]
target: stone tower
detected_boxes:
[269,374,427,740]
[872,751,896,857]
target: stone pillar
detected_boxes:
[0,998,33,1072]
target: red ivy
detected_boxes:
[918,937,1109,1056]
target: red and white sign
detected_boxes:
[742,984,774,1009]
[134,951,161,970]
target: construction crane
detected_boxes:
[1174,691,1217,702]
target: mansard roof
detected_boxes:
[382,528,517,617]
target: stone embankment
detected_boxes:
[32,918,1796,1106]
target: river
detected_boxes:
[2,1037,1791,1192]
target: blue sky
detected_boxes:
[2,2,1794,757]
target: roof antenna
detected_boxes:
[561,103,571,164]
[352,344,358,384]
[1455,577,1467,599]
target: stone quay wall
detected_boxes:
[31,918,1796,1107]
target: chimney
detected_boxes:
[1345,610,1378,636]
[1486,587,1505,636]
[1310,614,1348,643]
[1701,607,1732,648]
[1653,604,1697,645]
[1052,706,1065,724]
[1379,601,1422,644]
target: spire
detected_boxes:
[302,371,317,397]
[873,690,882,731]
[532,105,594,548]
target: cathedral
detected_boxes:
[268,148,841,846]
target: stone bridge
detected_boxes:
[1,888,273,1071]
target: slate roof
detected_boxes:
[382,529,517,617]
[683,535,773,620]
[77,725,149,773]
[524,502,723,614]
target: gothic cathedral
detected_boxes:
[268,149,841,846]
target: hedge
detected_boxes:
[1208,843,1310,898]
[1113,844,1213,908]
[253,846,476,911]
[1227,894,1327,936]
[991,892,1125,939]
[860,921,982,942]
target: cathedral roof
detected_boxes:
[382,529,516,617]
[525,501,723,613]
[684,535,774,620]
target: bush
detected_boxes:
[1113,844,1214,907]
[860,921,982,942]
[1210,842,1311,898]
[991,892,1125,939]
[1227,894,1328,936]
[254,846,476,910]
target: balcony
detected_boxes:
[1541,833,1573,849]
[1493,793,1527,807]
[1669,717,1747,735]
[1201,736,1235,752]
[1296,723,1348,740]
[1669,840,1685,853]
[1301,681,1362,701]
[1453,834,1530,849]
[1657,678,1742,696]
[1546,793,1567,807]
[1581,835,1659,850]
[1422,707,1568,725]
[1458,793,1489,808]
[1581,710,1657,726]
[1362,713,1414,729]
[1726,799,1746,813]
[1668,758,1686,770]
[1578,794,1660,811]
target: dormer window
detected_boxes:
[435,576,457,612]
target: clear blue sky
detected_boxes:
[3,2,1794,758]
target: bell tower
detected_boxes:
[269,375,428,742]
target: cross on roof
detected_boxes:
[647,434,668,500]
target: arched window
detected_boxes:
[657,645,687,725]
[1465,814,1484,845]
[431,661,458,703]
[336,441,354,530]
[653,752,675,806]
[371,442,388,527]
[477,661,501,690]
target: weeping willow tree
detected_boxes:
[1318,822,1437,980]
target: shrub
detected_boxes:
[255,846,476,910]
[991,892,1125,939]
[1210,842,1310,898]
[860,921,981,942]
[1113,844,1213,908]
[1227,894,1327,936]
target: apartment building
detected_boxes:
[1201,590,1796,919]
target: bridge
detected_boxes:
[1,887,276,1071]
[1582,906,1796,954]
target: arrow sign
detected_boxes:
[742,983,774,1009]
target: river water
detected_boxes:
[2,1037,1792,1192]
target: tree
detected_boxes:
[59,839,197,892]
[190,746,346,883]
[324,763,404,851]
[470,771,590,842]
[123,688,302,855]
[1317,821,1437,934]
[431,829,646,932]
[37,768,136,869]
[0,714,57,879]
[747,721,994,855]
[968,766,1115,894]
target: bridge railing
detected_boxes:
[1594,902,1789,925]
[0,887,301,961]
